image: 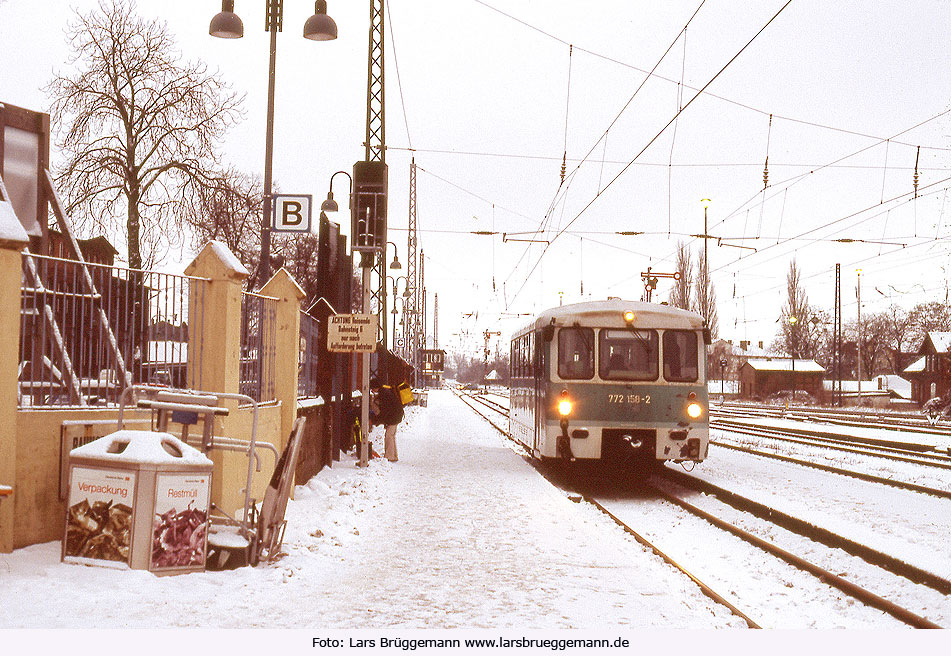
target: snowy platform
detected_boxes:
[0,390,742,630]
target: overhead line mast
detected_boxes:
[354,0,387,467]
[406,158,420,382]
[364,0,387,350]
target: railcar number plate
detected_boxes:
[607,394,651,405]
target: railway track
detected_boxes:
[711,422,951,500]
[715,402,951,438]
[648,468,948,627]
[455,388,948,628]
[712,417,951,464]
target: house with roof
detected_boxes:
[822,374,914,408]
[738,357,826,400]
[903,332,951,405]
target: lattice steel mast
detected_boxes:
[364,0,387,351]
[354,0,387,467]
[406,158,420,380]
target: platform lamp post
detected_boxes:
[388,275,408,352]
[700,198,712,321]
[210,0,338,289]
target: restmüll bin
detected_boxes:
[63,430,213,575]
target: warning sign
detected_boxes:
[328,314,378,353]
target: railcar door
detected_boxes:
[533,329,546,455]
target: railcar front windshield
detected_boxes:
[557,327,594,379]
[663,330,700,382]
[599,329,658,380]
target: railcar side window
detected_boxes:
[557,328,594,379]
[599,330,658,380]
[663,330,699,382]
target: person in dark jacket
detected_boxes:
[370,378,404,462]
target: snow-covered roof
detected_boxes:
[0,200,30,246]
[718,339,771,358]
[926,332,951,354]
[71,430,213,467]
[517,298,705,335]
[742,358,825,373]
[210,240,249,276]
[904,356,926,373]
[822,375,912,399]
[707,379,740,394]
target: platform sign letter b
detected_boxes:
[273,194,313,233]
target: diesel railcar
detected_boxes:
[509,299,710,469]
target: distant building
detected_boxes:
[822,375,913,408]
[738,357,825,399]
[903,332,951,405]
[419,349,446,388]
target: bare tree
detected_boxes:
[880,304,915,372]
[668,241,693,310]
[694,248,719,338]
[47,0,243,269]
[185,169,329,301]
[908,301,951,347]
[185,167,262,266]
[849,313,891,378]
[779,259,811,357]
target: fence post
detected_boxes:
[184,242,248,394]
[183,242,248,508]
[260,268,305,452]
[0,209,30,552]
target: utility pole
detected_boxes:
[434,293,439,349]
[420,249,426,348]
[856,268,862,406]
[700,198,711,321]
[833,264,842,406]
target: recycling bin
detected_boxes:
[63,430,214,575]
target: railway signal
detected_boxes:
[483,329,501,392]
[351,160,388,252]
[640,267,680,302]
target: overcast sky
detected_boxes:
[2,0,950,355]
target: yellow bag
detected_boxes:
[396,381,414,405]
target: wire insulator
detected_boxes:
[913,145,920,199]
[560,153,567,184]
[763,157,769,189]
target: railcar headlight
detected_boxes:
[686,392,703,419]
[686,402,703,419]
[558,390,573,417]
[623,310,636,325]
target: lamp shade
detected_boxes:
[321,192,339,213]
[209,1,243,38]
[303,1,338,41]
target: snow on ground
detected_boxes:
[702,430,951,578]
[1,390,743,647]
[3,390,948,654]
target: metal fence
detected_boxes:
[18,253,208,408]
[239,291,278,403]
[298,310,320,399]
